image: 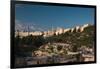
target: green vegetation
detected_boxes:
[46,25,94,52]
[14,35,46,57]
[14,25,95,57]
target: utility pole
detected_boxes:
[27,25,29,36]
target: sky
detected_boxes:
[15,4,95,31]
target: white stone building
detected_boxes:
[64,28,70,33]
[80,24,89,32]
[55,28,64,35]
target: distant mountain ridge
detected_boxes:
[15,22,92,32]
[15,22,50,32]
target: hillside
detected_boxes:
[14,24,95,67]
[45,25,95,50]
[14,25,95,57]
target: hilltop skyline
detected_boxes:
[15,4,95,31]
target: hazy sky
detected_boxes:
[15,4,95,31]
